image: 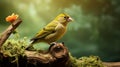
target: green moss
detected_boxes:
[69,54,78,67]
[69,54,105,67]
[0,32,105,67]
[1,37,28,62]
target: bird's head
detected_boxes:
[55,13,73,26]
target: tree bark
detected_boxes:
[0,19,22,48]
[103,62,120,67]
[25,42,69,67]
[0,42,70,67]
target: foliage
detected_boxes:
[1,34,28,63]
[69,54,105,67]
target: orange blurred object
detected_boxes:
[6,13,19,23]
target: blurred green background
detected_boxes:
[0,0,120,62]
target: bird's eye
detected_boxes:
[64,16,69,19]
[64,16,67,19]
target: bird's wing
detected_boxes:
[31,22,57,41]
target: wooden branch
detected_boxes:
[103,62,120,67]
[0,41,120,67]
[0,19,22,48]
[23,43,120,67]
[25,42,69,67]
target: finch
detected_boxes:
[26,13,73,50]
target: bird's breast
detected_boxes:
[54,24,66,39]
[55,23,66,35]
[45,23,66,43]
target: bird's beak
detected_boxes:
[67,17,73,22]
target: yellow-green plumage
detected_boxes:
[26,13,73,49]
